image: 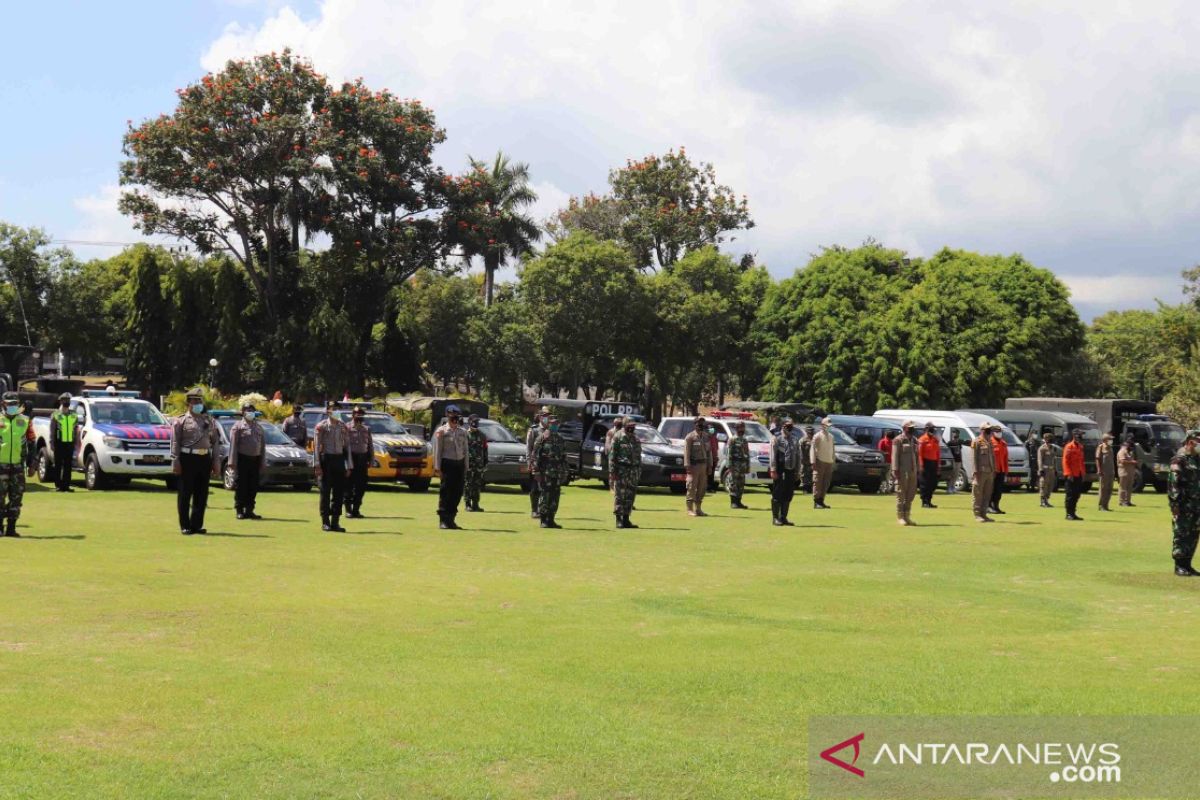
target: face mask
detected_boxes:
[549,423,559,432]
[243,412,254,422]
[5,405,18,416]
[191,403,204,414]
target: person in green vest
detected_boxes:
[0,391,36,537]
[49,392,79,492]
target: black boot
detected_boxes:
[1176,558,1193,577]
[331,517,345,532]
[616,515,627,529]
[5,518,17,537]
[624,515,638,529]
[781,505,794,526]
[322,517,332,532]
[771,500,781,525]
[730,496,738,508]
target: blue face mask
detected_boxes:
[549,424,559,432]
[191,403,204,414]
[5,405,18,416]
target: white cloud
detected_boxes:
[180,0,1200,309]
[1063,274,1182,310]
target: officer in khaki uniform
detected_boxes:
[1117,436,1140,507]
[891,420,920,526]
[171,387,220,535]
[1096,432,1116,512]
[971,422,996,522]
[1037,432,1057,508]
[682,416,711,517]
[811,418,836,509]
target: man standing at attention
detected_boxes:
[917,422,941,509]
[1169,430,1200,577]
[682,416,711,517]
[315,400,351,532]
[464,414,488,513]
[171,387,219,536]
[811,418,836,510]
[525,409,547,519]
[345,406,374,519]
[1117,435,1140,507]
[432,405,470,530]
[48,392,79,492]
[228,401,265,521]
[1095,432,1116,512]
[971,423,996,523]
[282,405,308,448]
[892,420,920,526]
[989,426,1009,515]
[1062,428,1086,522]
[531,414,566,529]
[1038,432,1057,508]
[609,417,641,529]
[726,420,751,510]
[768,419,801,526]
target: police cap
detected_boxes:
[186,387,204,400]
[1,392,17,404]
[446,404,461,417]
[58,392,72,403]
[241,401,256,412]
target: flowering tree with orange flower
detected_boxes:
[119,50,452,388]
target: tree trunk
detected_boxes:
[484,252,500,307]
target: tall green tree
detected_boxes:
[451,152,541,307]
[119,50,451,387]
[123,247,173,399]
[396,273,485,392]
[555,149,753,271]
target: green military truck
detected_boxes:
[1005,398,1185,492]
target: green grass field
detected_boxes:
[0,477,1193,799]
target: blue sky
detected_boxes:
[3,0,1199,321]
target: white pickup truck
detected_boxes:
[32,391,176,490]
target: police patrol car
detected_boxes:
[32,390,175,490]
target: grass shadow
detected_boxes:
[16,534,87,540]
[342,530,404,536]
[201,531,273,539]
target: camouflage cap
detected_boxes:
[1187,429,1200,440]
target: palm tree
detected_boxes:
[464,152,541,307]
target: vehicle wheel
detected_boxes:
[407,478,431,492]
[953,467,969,491]
[293,483,314,491]
[36,447,52,483]
[165,477,178,491]
[1081,482,1093,493]
[669,484,687,494]
[858,479,882,494]
[1132,470,1146,493]
[85,452,107,490]
[222,462,236,491]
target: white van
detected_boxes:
[872,409,1030,490]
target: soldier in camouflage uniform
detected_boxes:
[532,415,566,529]
[726,420,751,509]
[464,414,488,512]
[1168,429,1200,577]
[609,418,641,529]
[0,391,35,537]
[525,410,548,518]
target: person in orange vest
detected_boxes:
[917,422,941,509]
[989,427,1009,515]
[1062,428,1086,521]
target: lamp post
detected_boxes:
[208,358,218,388]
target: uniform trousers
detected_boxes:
[234,453,261,514]
[1118,472,1135,505]
[1098,472,1114,509]
[319,455,348,521]
[348,451,370,512]
[772,470,796,520]
[177,453,212,531]
[1064,476,1084,517]
[52,441,74,489]
[438,457,465,523]
[896,470,918,519]
[686,465,708,508]
[1040,470,1057,503]
[990,472,1007,510]
[813,461,834,503]
[919,460,939,504]
[972,472,994,518]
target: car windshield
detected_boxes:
[1153,423,1186,446]
[634,425,670,444]
[90,401,166,426]
[1066,423,1101,444]
[342,413,408,435]
[738,422,771,443]
[828,426,855,445]
[995,428,1022,447]
[261,423,294,446]
[478,420,518,443]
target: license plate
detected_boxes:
[1007,476,1021,486]
[399,468,420,476]
[865,468,881,476]
[594,453,603,466]
[670,473,686,482]
[142,455,165,464]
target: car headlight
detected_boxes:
[641,454,661,465]
[102,436,123,449]
[836,452,852,463]
[518,455,527,463]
